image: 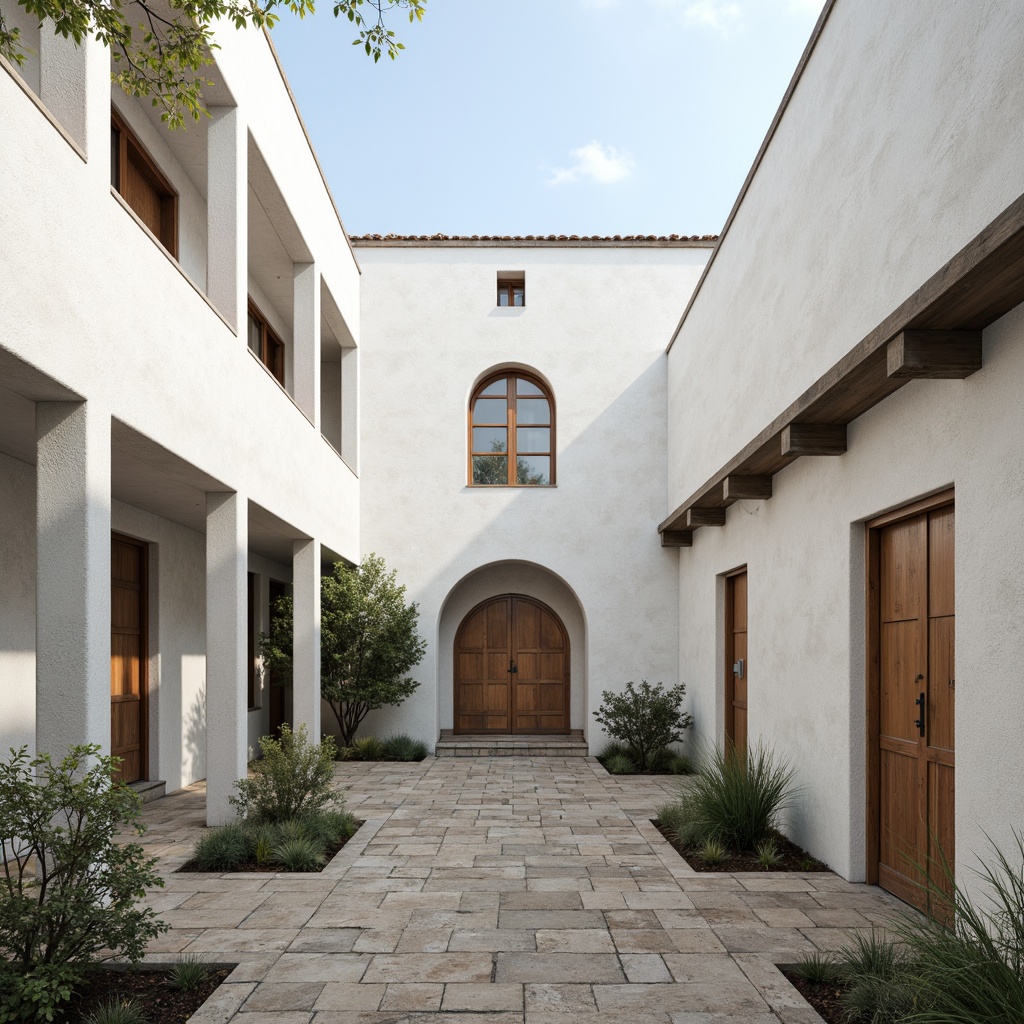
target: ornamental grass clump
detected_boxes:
[0,745,167,1023]
[380,733,429,761]
[592,680,693,772]
[684,741,797,852]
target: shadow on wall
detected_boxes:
[183,683,206,784]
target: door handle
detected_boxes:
[507,659,517,674]
[914,691,925,737]
[733,659,744,679]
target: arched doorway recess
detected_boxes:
[454,594,569,734]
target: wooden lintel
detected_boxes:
[723,475,773,501]
[661,530,693,548]
[685,507,727,528]
[781,423,847,457]
[886,329,983,380]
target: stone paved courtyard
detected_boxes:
[135,757,908,1023]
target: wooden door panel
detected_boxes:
[515,601,541,649]
[928,616,955,752]
[880,620,925,741]
[873,501,954,913]
[732,631,747,706]
[725,571,748,758]
[455,597,511,733]
[110,536,146,785]
[880,517,926,621]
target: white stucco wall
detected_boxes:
[668,0,1024,505]
[677,303,1024,883]
[356,244,711,750]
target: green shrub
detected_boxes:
[350,735,385,761]
[793,950,840,985]
[168,954,209,992]
[684,741,797,852]
[836,929,913,1024]
[381,733,428,761]
[667,754,693,775]
[896,832,1024,1023]
[657,799,703,847]
[0,745,167,1023]
[592,680,693,772]
[299,810,359,848]
[598,741,629,762]
[699,838,727,867]
[192,823,251,872]
[272,837,326,872]
[231,723,338,823]
[755,837,782,869]
[81,998,149,1024]
[604,753,636,775]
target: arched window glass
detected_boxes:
[469,372,554,486]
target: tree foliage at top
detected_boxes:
[262,553,426,746]
[0,0,426,128]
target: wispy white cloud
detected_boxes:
[547,142,635,186]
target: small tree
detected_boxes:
[0,745,167,1022]
[592,679,693,772]
[262,553,426,746]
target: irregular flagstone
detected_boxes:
[132,756,907,1023]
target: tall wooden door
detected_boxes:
[111,535,147,784]
[871,498,955,913]
[725,570,748,758]
[454,595,569,734]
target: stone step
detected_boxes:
[129,779,167,803]
[435,734,590,758]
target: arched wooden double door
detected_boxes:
[454,595,569,734]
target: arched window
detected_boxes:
[469,371,554,486]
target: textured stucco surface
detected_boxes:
[356,245,711,751]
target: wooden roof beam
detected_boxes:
[722,475,773,500]
[781,423,847,457]
[685,507,727,528]
[661,530,693,547]
[887,329,983,380]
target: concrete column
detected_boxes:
[293,262,320,426]
[35,401,111,760]
[291,538,321,742]
[207,106,246,331]
[205,491,247,825]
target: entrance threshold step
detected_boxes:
[128,779,166,803]
[435,733,590,758]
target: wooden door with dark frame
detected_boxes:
[725,569,748,759]
[454,595,569,734]
[111,534,148,784]
[867,491,955,914]
[267,578,288,737]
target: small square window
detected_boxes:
[497,272,525,307]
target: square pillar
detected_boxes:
[205,491,247,825]
[207,106,246,331]
[35,401,111,760]
[293,262,320,426]
[291,538,321,742]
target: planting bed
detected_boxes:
[653,820,830,873]
[780,968,847,1024]
[69,964,232,1024]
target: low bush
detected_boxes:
[793,950,841,986]
[592,680,693,772]
[350,735,385,761]
[604,752,636,775]
[169,954,209,992]
[192,823,251,872]
[0,745,166,1023]
[271,837,325,872]
[80,999,148,1024]
[683,741,797,852]
[667,754,693,775]
[755,837,782,869]
[299,809,359,848]
[231,724,338,823]
[381,733,429,761]
[699,838,727,867]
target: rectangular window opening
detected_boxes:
[497,272,525,308]
[247,299,286,386]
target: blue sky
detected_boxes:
[269,0,823,237]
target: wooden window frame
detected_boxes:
[468,370,555,487]
[110,109,178,258]
[864,487,954,885]
[247,299,286,386]
[497,273,525,308]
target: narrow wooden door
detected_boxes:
[873,501,955,912]
[111,535,147,784]
[725,570,748,758]
[454,595,569,734]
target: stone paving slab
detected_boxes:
[133,757,910,1022]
